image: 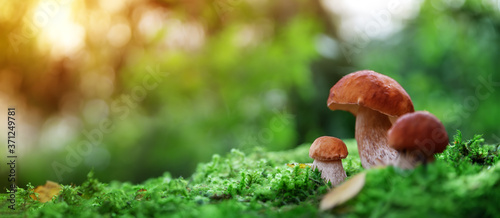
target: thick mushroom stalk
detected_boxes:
[312,160,346,186]
[355,106,398,168]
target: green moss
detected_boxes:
[439,130,500,169]
[338,131,500,217]
[342,161,500,217]
[1,134,499,217]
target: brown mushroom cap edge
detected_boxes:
[309,136,348,161]
[327,70,414,117]
[388,111,449,153]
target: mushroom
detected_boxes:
[388,111,449,169]
[327,70,414,169]
[309,136,348,186]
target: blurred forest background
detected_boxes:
[1,0,500,189]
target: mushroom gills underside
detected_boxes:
[395,149,436,169]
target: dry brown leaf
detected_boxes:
[135,188,148,201]
[320,172,366,211]
[30,181,62,203]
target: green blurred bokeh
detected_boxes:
[0,0,499,189]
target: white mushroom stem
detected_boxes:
[355,106,398,169]
[395,149,435,169]
[312,159,346,186]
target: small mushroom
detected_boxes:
[327,70,414,168]
[388,111,449,169]
[309,136,348,186]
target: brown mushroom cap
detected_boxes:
[327,70,414,117]
[309,136,348,161]
[388,111,449,153]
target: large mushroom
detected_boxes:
[388,111,449,169]
[328,70,414,168]
[309,136,348,186]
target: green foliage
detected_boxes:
[7,144,334,217]
[59,185,82,206]
[79,171,105,198]
[193,148,330,207]
[439,130,500,170]
[344,161,500,217]
[16,183,40,211]
[340,132,500,217]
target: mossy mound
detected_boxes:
[2,132,499,217]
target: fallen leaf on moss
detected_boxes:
[135,188,147,201]
[286,163,311,168]
[320,172,366,211]
[30,181,61,203]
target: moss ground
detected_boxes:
[1,131,499,217]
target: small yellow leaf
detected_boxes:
[320,172,366,211]
[286,163,311,168]
[30,181,61,203]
